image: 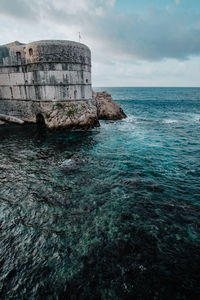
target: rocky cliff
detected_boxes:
[38,91,126,129]
[94,91,127,120]
[44,99,99,129]
[40,91,126,129]
[0,92,126,129]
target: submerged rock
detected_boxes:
[59,155,84,173]
[93,91,127,120]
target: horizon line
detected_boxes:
[93,86,200,88]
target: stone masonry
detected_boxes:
[0,40,99,128]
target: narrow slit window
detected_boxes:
[74,90,77,99]
[29,48,33,56]
[16,52,21,59]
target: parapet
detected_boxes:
[0,40,91,67]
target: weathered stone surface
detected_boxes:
[0,40,92,102]
[94,91,127,120]
[0,40,97,129]
[0,114,24,124]
[0,98,99,129]
[44,99,99,129]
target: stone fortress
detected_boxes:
[0,40,126,128]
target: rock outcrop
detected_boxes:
[44,99,99,129]
[93,91,126,120]
[0,92,126,128]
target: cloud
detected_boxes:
[174,0,180,5]
[92,55,200,87]
[92,9,200,61]
[0,0,115,19]
[0,0,200,86]
[1,1,200,61]
[39,2,200,61]
[0,0,38,20]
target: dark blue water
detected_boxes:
[0,87,200,299]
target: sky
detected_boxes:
[0,0,200,87]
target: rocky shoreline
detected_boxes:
[0,92,126,129]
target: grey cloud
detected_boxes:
[1,0,200,61]
[89,9,200,61]
[44,3,200,61]
[0,0,39,20]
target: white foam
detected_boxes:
[123,115,137,123]
[193,115,200,122]
[60,159,73,167]
[163,119,179,124]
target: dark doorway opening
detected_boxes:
[36,114,45,126]
[29,48,33,56]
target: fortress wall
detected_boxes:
[0,40,96,126]
[24,41,91,65]
[0,71,91,86]
[0,84,91,101]
[0,63,91,73]
[0,66,92,100]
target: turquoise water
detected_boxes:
[0,87,200,299]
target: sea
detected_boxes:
[0,87,200,299]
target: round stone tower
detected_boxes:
[0,40,98,128]
[24,40,92,101]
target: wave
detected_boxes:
[163,119,179,124]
